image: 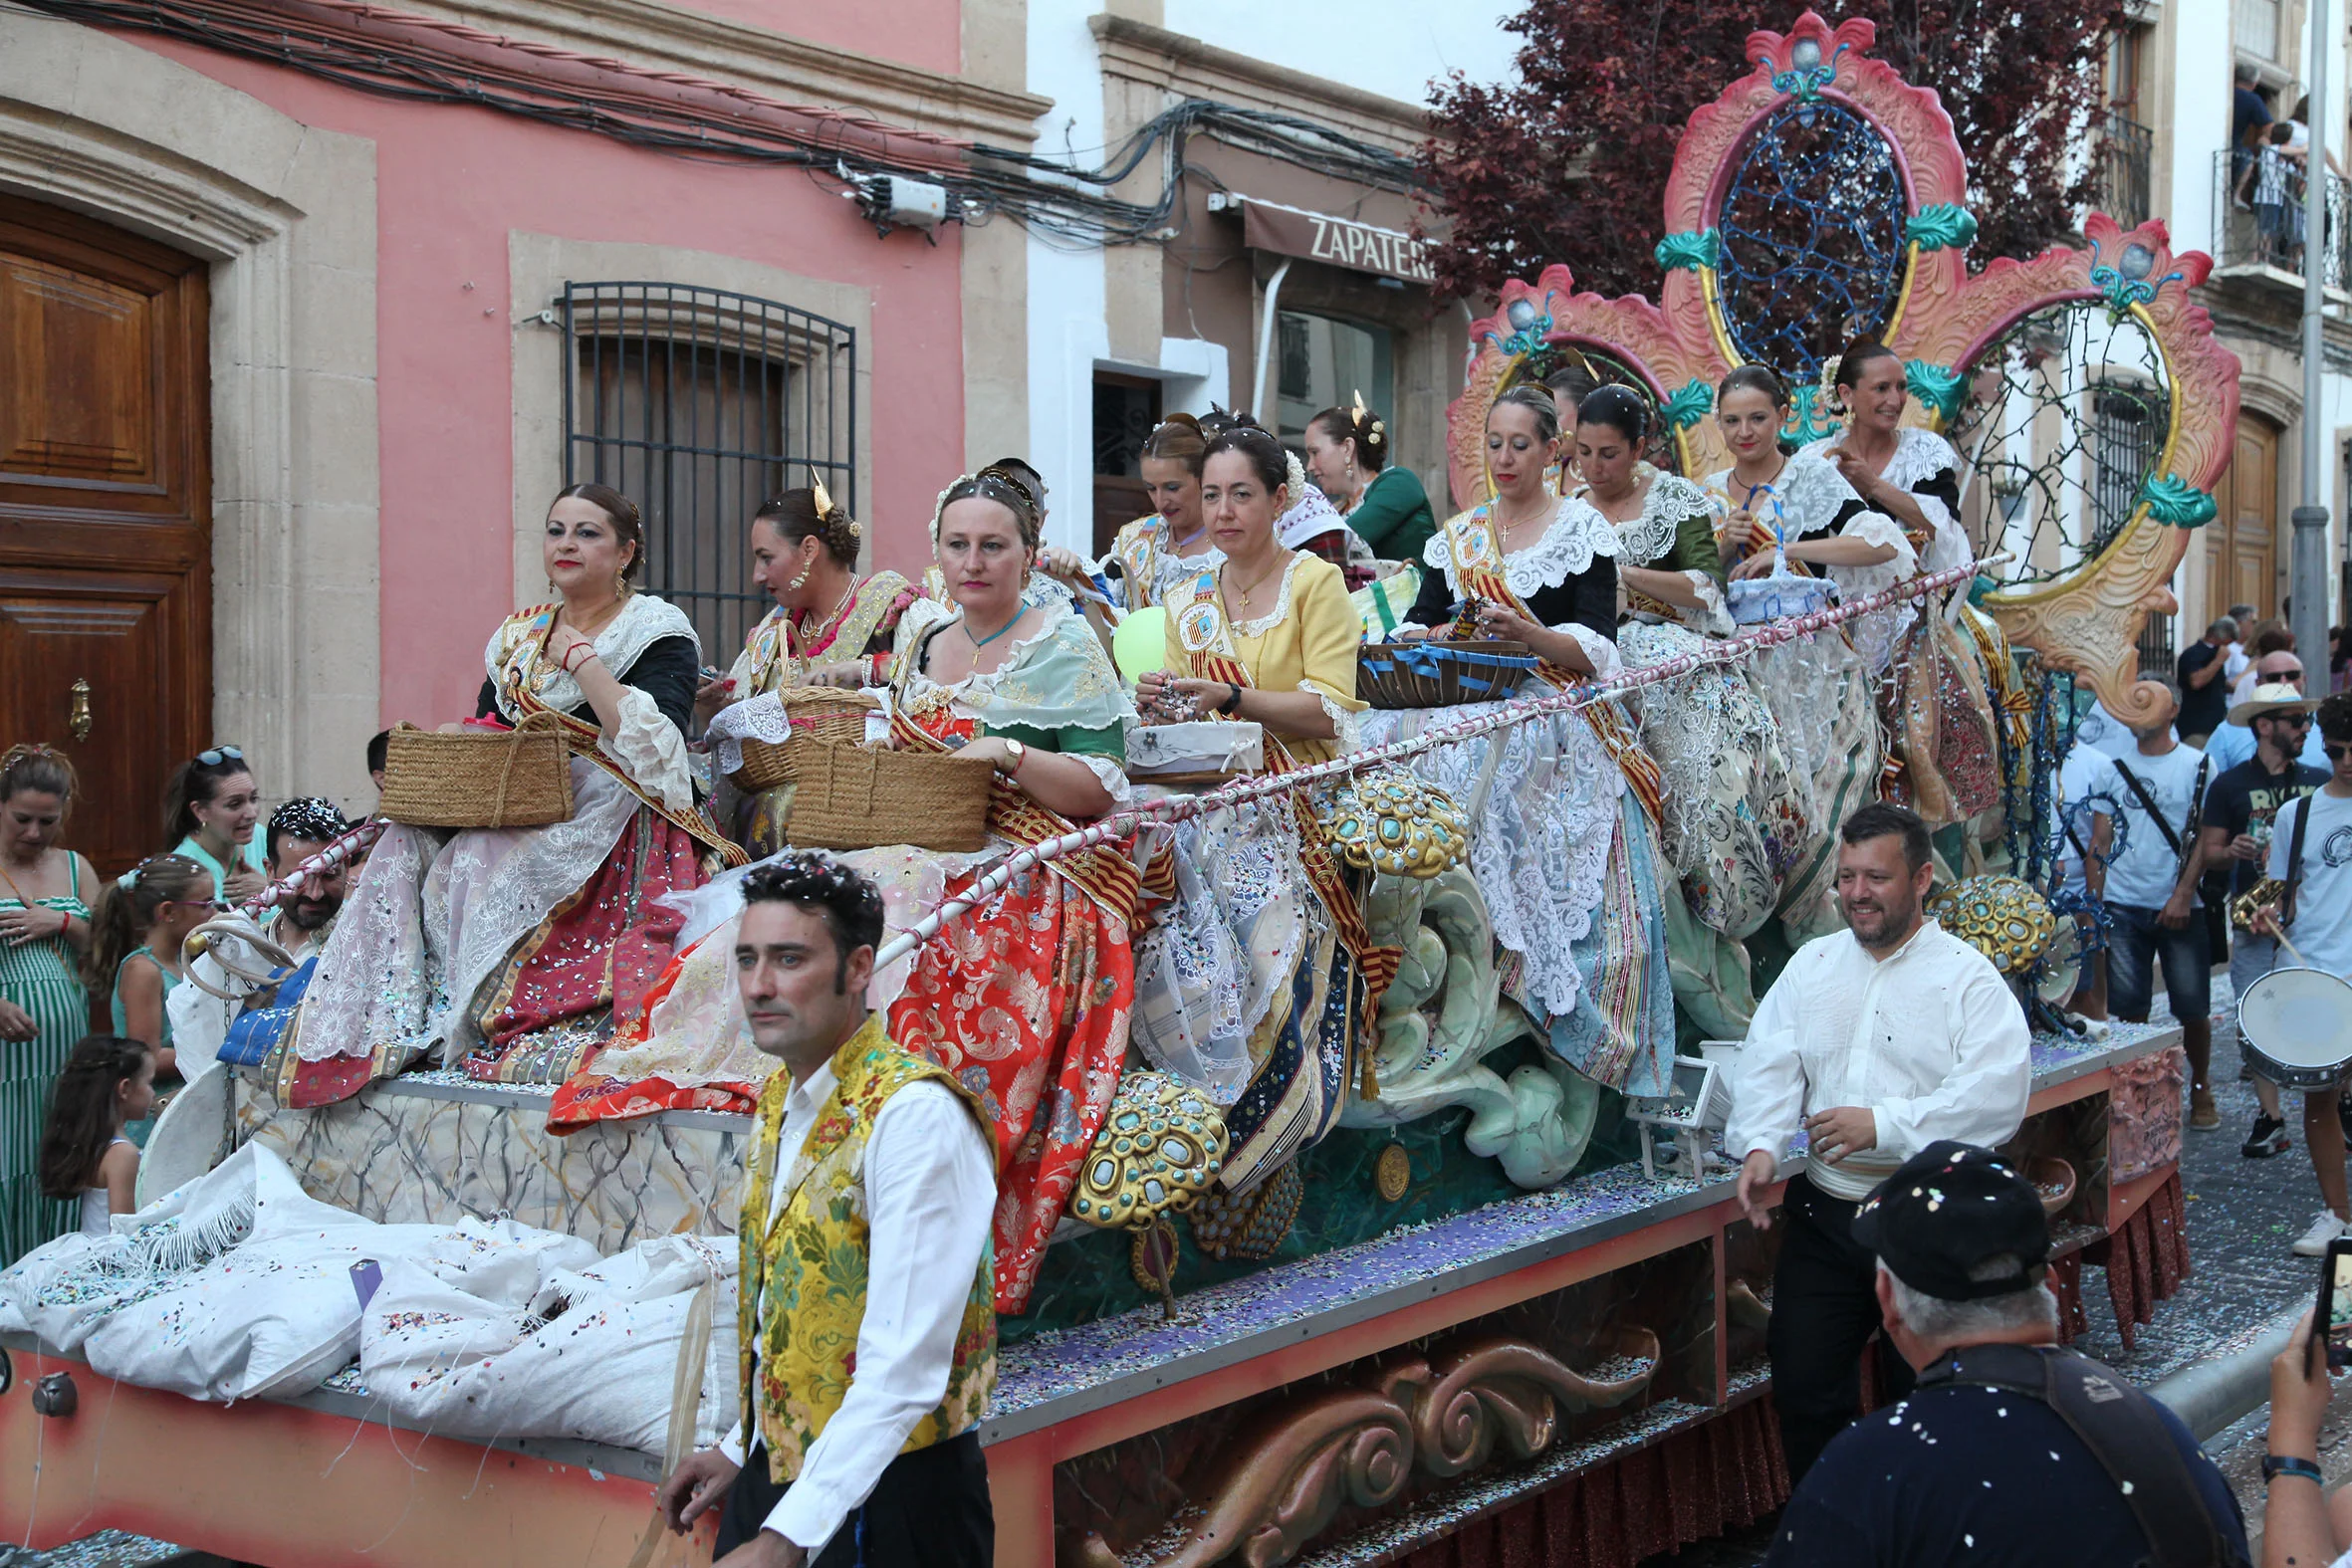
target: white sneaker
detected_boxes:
[2295,1212,2349,1256]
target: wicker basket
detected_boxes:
[727,687,883,793]
[378,713,576,828]
[782,743,996,852]
[1357,640,1538,709]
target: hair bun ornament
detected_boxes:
[1819,353,1845,408]
[810,473,836,521]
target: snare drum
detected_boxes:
[2237,966,2352,1091]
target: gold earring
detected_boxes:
[787,563,813,592]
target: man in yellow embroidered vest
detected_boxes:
[657,854,997,1566]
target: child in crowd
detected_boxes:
[36,1034,156,1236]
[84,853,212,1080]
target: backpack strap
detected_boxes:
[2280,790,2315,928]
[1920,1344,2243,1568]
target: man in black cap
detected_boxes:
[1764,1141,2248,1567]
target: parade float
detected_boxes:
[0,14,2225,1566]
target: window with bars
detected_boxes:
[560,282,857,662]
[2089,381,2161,557]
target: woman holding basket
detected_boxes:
[283,483,741,1107]
[698,485,918,855]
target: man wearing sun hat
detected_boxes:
[2197,680,2330,1178]
[1764,1141,2248,1567]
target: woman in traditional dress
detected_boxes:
[1564,384,1801,947]
[556,471,1137,1316]
[1706,365,1899,940]
[696,486,917,855]
[161,750,266,903]
[0,746,97,1262]
[1302,399,1436,564]
[286,484,739,1107]
[1374,387,1673,1098]
[1795,340,2000,831]
[1098,414,1219,613]
[1543,361,1599,495]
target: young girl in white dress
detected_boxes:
[36,1034,155,1236]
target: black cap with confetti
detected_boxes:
[1851,1140,2050,1301]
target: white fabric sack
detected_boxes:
[359,1234,737,1456]
[1125,720,1264,776]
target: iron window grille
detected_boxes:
[559,281,857,663]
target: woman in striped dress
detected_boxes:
[0,746,98,1264]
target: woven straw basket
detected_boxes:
[727,687,882,793]
[378,713,576,828]
[1357,640,1537,709]
[782,744,995,852]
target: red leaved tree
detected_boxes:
[1417,0,2125,303]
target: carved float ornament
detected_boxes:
[1446,9,2239,727]
[1061,1330,1660,1568]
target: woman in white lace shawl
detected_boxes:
[1569,385,1798,948]
[1707,365,1899,952]
[1795,341,2002,830]
[285,486,743,1109]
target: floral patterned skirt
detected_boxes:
[1881,613,2002,829]
[886,862,1134,1315]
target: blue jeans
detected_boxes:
[2107,901,2212,1024]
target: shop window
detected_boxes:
[561,281,856,661]
[1274,311,1393,451]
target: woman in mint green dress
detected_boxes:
[162,747,266,903]
[1,746,99,1263]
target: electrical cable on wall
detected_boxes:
[20,0,1425,249]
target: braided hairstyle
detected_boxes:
[934,466,1045,551]
[0,744,76,811]
[1488,383,1562,445]
[1201,413,1291,496]
[1575,384,1652,445]
[755,487,863,570]
[1139,412,1209,477]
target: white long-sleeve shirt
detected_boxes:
[1724,919,2032,1201]
[719,1060,996,1553]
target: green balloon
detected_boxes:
[1113,605,1171,681]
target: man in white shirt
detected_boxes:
[2086,678,2217,1128]
[2255,693,2352,1255]
[658,855,996,1568]
[2225,602,2256,691]
[1728,802,2032,1483]
[2054,737,2116,1018]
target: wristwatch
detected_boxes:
[2263,1454,2325,1484]
[999,738,1028,777]
[1218,683,1244,716]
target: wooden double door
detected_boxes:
[2207,412,2280,623]
[0,194,212,877]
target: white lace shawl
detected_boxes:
[482,594,700,813]
[1600,473,1729,636]
[896,598,1135,801]
[1421,499,1624,679]
[1799,427,1969,569]
[1704,451,1867,538]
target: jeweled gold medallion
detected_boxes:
[1374,1141,1412,1203]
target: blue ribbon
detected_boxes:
[1364,643,1542,697]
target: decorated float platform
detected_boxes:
[0,1020,2187,1567]
[0,8,2237,1564]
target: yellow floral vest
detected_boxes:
[737,1015,996,1481]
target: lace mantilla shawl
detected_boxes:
[1600,472,1713,566]
[1799,426,1959,497]
[483,593,700,716]
[1703,451,1865,537]
[897,596,1137,739]
[1421,497,1619,600]
[483,593,700,810]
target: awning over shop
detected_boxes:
[1213,192,1435,286]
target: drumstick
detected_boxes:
[2255,907,2314,969]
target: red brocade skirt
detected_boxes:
[887,862,1134,1315]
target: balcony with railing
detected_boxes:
[2213,147,2352,292]
[2100,111,2153,229]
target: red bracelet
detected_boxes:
[562,644,595,674]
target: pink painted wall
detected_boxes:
[126,33,968,732]
[680,0,963,77]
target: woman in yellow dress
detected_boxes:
[698,485,916,854]
[1136,423,1366,766]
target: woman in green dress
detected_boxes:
[1302,399,1436,563]
[162,748,266,903]
[0,745,99,1263]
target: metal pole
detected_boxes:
[2295,0,2335,670]
[1250,256,1293,421]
